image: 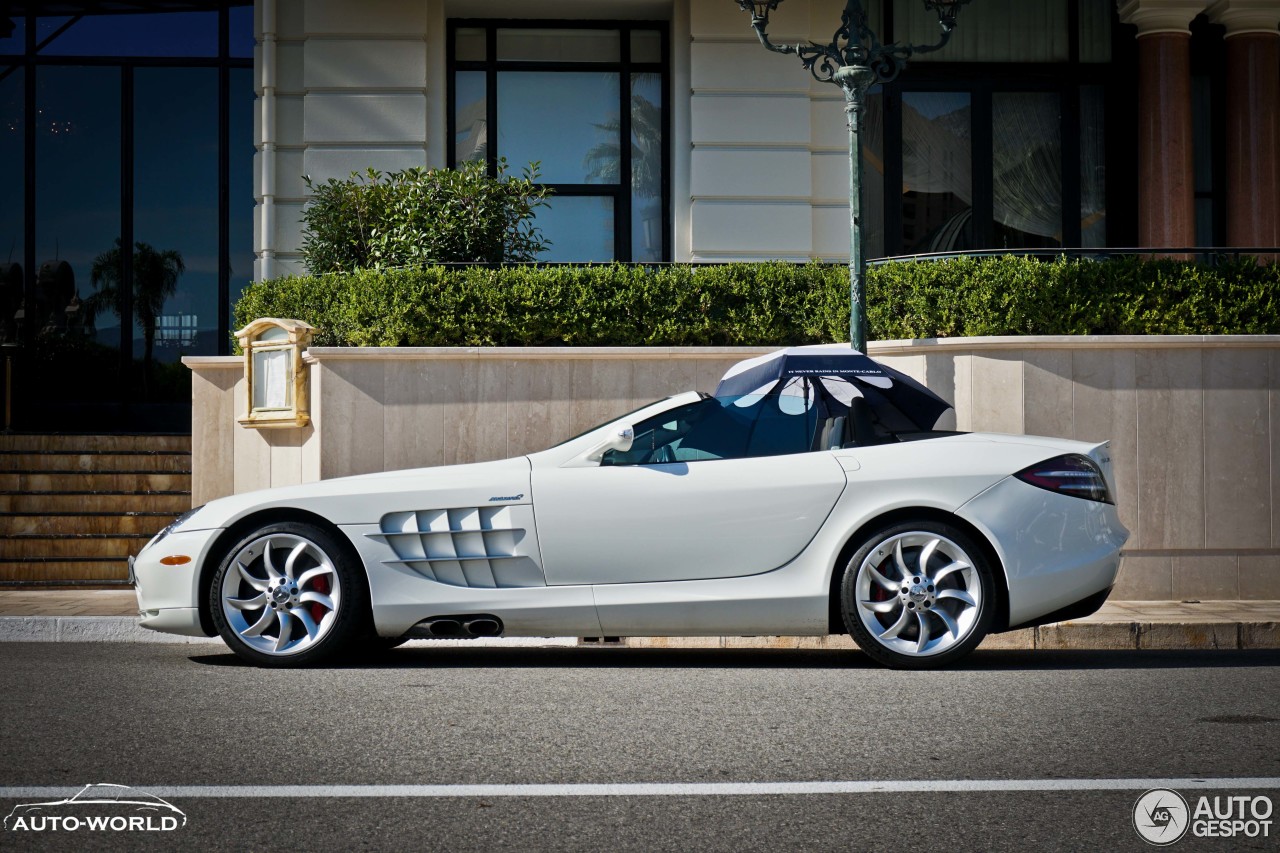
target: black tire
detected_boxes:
[209,521,370,667]
[840,520,995,669]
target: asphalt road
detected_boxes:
[1,642,1278,852]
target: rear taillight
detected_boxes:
[1014,454,1113,504]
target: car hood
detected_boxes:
[179,456,534,531]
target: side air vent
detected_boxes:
[368,506,545,588]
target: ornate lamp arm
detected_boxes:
[739,4,845,84]
[738,0,971,87]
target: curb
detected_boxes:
[626,621,1280,651]
[0,617,220,644]
[0,617,579,646]
[0,616,1276,649]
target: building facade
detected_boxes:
[1,0,1278,430]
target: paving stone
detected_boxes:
[978,629,1036,650]
[0,616,57,641]
[1138,622,1239,650]
[724,636,823,650]
[55,617,218,644]
[1036,622,1138,650]
[1240,621,1280,649]
[624,636,723,649]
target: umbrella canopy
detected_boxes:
[715,344,953,433]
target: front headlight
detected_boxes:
[144,505,206,551]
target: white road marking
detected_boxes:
[2,779,1278,799]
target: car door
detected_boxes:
[531,395,847,586]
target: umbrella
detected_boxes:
[715,344,953,434]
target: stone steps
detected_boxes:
[0,451,192,473]
[0,513,175,536]
[0,559,132,583]
[0,492,191,513]
[0,534,152,560]
[0,434,192,585]
[0,434,191,453]
[0,471,191,493]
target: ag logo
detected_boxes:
[1134,789,1190,846]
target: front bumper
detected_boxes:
[131,527,224,637]
[138,607,207,637]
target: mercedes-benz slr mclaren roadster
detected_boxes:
[132,345,1128,668]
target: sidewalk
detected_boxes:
[0,590,1276,649]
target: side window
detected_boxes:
[601,394,821,466]
[745,394,819,457]
[602,399,749,466]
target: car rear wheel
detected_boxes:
[210,521,368,667]
[840,520,995,669]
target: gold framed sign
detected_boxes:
[235,318,316,429]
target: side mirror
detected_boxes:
[585,425,635,465]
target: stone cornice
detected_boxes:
[1118,0,1212,35]
[1206,0,1280,35]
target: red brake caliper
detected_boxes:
[869,556,892,624]
[310,576,329,624]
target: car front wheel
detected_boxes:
[210,521,367,667]
[840,521,995,669]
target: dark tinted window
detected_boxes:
[37,13,218,57]
[601,395,819,466]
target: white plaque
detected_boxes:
[252,349,291,410]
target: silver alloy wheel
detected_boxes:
[853,531,981,657]
[220,532,342,656]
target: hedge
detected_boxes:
[233,256,1280,349]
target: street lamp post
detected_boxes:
[734,0,973,352]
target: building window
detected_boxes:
[448,20,670,263]
[992,91,1063,249]
[0,3,253,431]
[900,91,973,254]
[854,0,1118,256]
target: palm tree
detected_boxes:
[583,90,663,196]
[583,86,664,258]
[83,239,185,395]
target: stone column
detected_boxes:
[1208,1,1280,250]
[1118,1,1209,250]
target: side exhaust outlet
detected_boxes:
[464,617,502,637]
[410,614,505,639]
[427,618,465,638]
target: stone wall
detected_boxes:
[185,336,1280,600]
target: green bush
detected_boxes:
[299,160,551,273]
[235,262,846,348]
[867,255,1280,338]
[234,256,1280,349]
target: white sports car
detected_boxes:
[132,345,1128,669]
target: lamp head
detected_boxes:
[923,0,974,32]
[735,0,784,24]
